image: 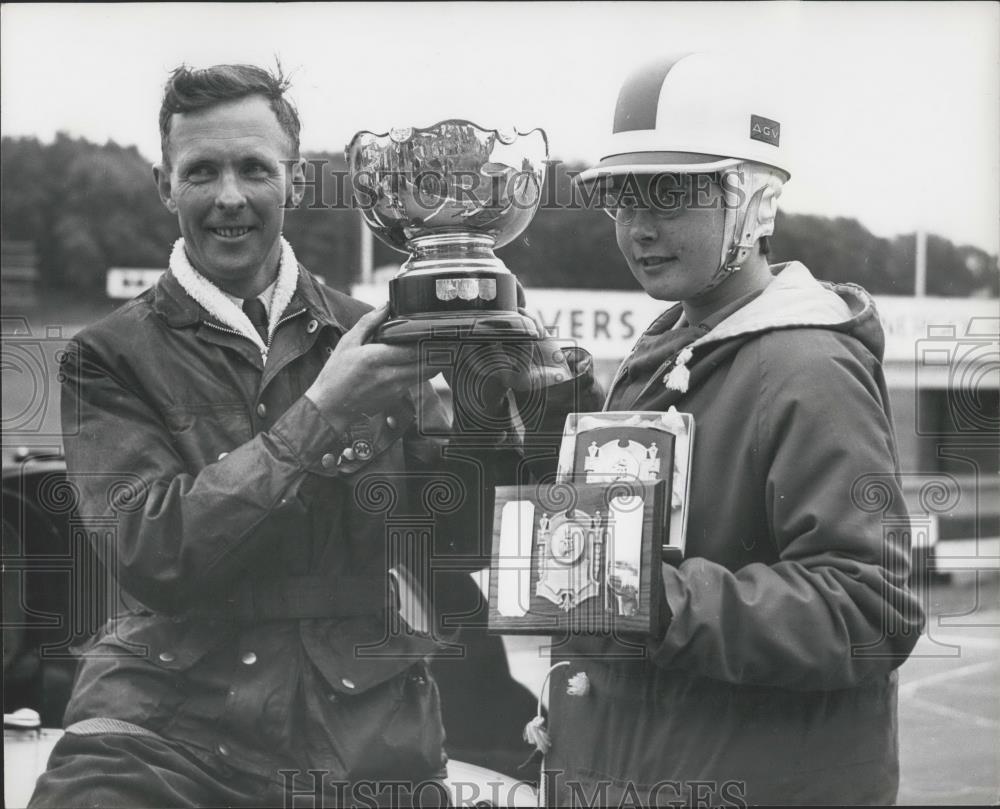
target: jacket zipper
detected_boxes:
[204,308,308,363]
[604,342,638,409]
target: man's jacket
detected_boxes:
[58,264,572,782]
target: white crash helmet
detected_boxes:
[578,52,790,275]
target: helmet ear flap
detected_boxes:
[754,178,782,239]
[721,164,785,271]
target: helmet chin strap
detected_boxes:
[723,184,769,271]
[688,262,740,300]
[687,165,784,300]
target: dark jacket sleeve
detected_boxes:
[60,338,348,613]
[515,345,605,480]
[651,330,924,690]
[407,342,603,579]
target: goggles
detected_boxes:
[600,173,719,225]
[602,199,683,225]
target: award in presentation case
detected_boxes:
[557,408,695,562]
[487,408,694,635]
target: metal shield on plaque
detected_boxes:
[535,510,602,612]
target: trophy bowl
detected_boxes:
[346,120,547,342]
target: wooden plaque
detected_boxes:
[488,480,668,635]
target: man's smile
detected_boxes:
[208,226,254,239]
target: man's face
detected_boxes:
[612,174,727,302]
[154,95,303,296]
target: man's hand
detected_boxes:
[443,309,576,437]
[305,304,437,434]
[510,307,573,393]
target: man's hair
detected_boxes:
[158,63,301,166]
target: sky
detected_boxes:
[2,2,998,254]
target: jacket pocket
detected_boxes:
[311,661,446,781]
[164,402,253,472]
[380,660,447,776]
[300,616,441,696]
[97,613,229,672]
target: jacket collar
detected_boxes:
[636,261,884,396]
[166,237,300,354]
[289,266,351,334]
[686,262,867,351]
[152,256,351,336]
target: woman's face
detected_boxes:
[611,173,727,302]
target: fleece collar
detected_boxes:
[168,236,299,354]
[696,262,856,345]
[662,262,871,392]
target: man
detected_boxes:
[542,53,925,806]
[29,63,591,808]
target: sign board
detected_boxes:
[106,268,164,299]
[875,297,998,363]
[353,282,997,375]
[350,284,668,359]
[107,269,328,300]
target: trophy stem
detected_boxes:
[401,233,510,276]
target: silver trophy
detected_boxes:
[346,120,547,342]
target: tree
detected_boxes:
[2,137,997,299]
[2,135,178,293]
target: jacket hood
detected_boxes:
[694,261,885,361]
[646,261,886,396]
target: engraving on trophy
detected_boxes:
[457,278,480,301]
[435,279,498,302]
[436,280,458,301]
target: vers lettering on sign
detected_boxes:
[537,308,636,341]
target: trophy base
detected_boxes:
[376,312,540,343]
[377,270,541,343]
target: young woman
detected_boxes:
[542,53,923,807]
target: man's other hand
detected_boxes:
[510,307,573,393]
[305,304,437,434]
